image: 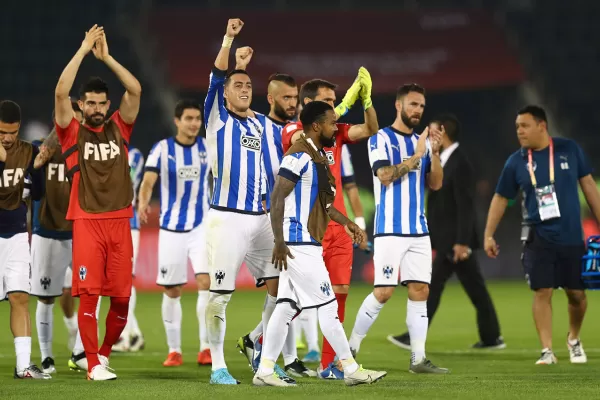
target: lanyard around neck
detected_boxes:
[527,138,554,187]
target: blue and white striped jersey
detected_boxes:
[144,137,210,232]
[340,145,355,184]
[204,68,265,214]
[129,148,144,230]
[278,151,320,245]
[255,112,285,211]
[369,127,432,237]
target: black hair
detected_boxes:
[431,113,461,143]
[517,105,548,125]
[396,83,426,100]
[299,101,333,128]
[299,79,337,105]
[0,100,21,124]
[79,76,109,99]
[225,69,250,86]
[268,73,297,88]
[175,99,202,119]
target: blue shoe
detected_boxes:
[318,362,344,380]
[251,335,262,373]
[274,364,297,384]
[210,368,239,385]
[302,350,321,363]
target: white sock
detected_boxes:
[406,299,428,364]
[207,292,231,371]
[258,303,295,376]
[15,337,32,371]
[63,315,78,333]
[96,296,102,339]
[73,330,85,354]
[124,286,141,337]
[249,321,263,343]
[301,308,320,351]
[349,293,384,352]
[292,319,302,343]
[162,294,182,354]
[36,301,54,360]
[197,290,209,351]
[283,323,298,366]
[261,294,277,347]
[318,301,353,362]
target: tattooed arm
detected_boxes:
[33,129,60,169]
[376,154,422,186]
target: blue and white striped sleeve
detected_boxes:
[368,132,390,175]
[278,152,311,183]
[341,145,355,184]
[204,67,229,129]
[144,141,162,174]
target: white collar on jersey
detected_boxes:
[304,135,321,153]
[440,142,459,168]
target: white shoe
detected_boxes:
[87,365,117,381]
[535,350,557,365]
[253,372,296,387]
[344,365,387,386]
[98,355,110,368]
[568,339,587,364]
[14,364,52,379]
[111,336,130,352]
[129,334,145,352]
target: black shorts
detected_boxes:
[521,232,585,291]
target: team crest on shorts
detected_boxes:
[160,267,168,278]
[320,281,332,296]
[40,277,51,290]
[383,265,394,279]
[215,270,226,285]
[79,266,87,281]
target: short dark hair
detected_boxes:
[268,73,297,88]
[517,105,547,124]
[0,100,21,124]
[175,99,202,119]
[431,113,461,143]
[225,69,250,86]
[396,83,426,100]
[79,76,109,99]
[299,79,337,105]
[299,101,333,127]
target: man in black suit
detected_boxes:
[388,114,505,350]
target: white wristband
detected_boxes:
[354,217,366,231]
[222,35,234,48]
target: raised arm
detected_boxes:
[375,130,428,186]
[216,18,243,71]
[55,25,104,128]
[426,126,443,190]
[347,68,379,141]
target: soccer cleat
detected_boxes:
[344,365,387,386]
[274,364,297,384]
[112,336,130,352]
[410,359,450,374]
[210,368,240,385]
[237,334,254,368]
[472,337,506,350]
[387,333,411,351]
[129,334,145,352]
[253,372,297,387]
[285,358,317,378]
[98,355,110,368]
[536,349,558,365]
[68,352,88,372]
[163,352,183,367]
[87,365,117,381]
[14,364,52,379]
[251,335,262,372]
[197,349,212,365]
[302,350,321,363]
[567,336,587,364]
[41,357,56,374]
[318,362,344,380]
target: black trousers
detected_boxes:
[428,252,501,344]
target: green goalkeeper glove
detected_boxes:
[334,72,361,118]
[358,67,373,110]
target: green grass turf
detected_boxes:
[1,281,599,399]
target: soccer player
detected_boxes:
[112,146,145,352]
[484,105,600,364]
[49,25,142,380]
[281,71,379,378]
[0,100,50,379]
[137,99,211,366]
[204,19,289,385]
[347,84,448,374]
[254,100,386,387]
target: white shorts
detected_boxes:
[277,245,336,310]
[156,224,208,286]
[30,235,72,297]
[373,236,432,286]
[0,233,31,300]
[131,229,140,276]
[206,209,278,293]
